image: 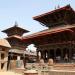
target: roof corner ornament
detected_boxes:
[57,5,60,9]
[55,5,60,9]
[67,4,70,7]
[55,6,56,10]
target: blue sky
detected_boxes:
[0,0,75,38]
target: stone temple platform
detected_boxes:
[24,63,75,75]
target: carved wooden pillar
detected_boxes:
[48,50,50,59]
[49,50,51,59]
[54,49,56,61]
[69,48,72,61]
[43,50,45,60]
[61,49,63,61]
[36,50,39,62]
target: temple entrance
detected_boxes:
[56,48,61,57]
[56,48,61,62]
[63,48,69,62]
[49,49,55,59]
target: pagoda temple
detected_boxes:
[2,22,29,69]
[0,39,11,71]
[23,5,75,63]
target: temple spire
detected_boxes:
[2,22,29,37]
[57,5,60,9]
[55,6,56,10]
[14,21,18,27]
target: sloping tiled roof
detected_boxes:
[0,39,11,48]
[33,5,74,20]
[33,5,75,28]
[23,24,75,40]
[6,35,22,40]
[2,25,29,33]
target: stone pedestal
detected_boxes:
[48,59,54,70]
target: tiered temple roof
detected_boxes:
[23,5,75,44]
[2,22,29,37]
[23,25,75,40]
[33,5,75,28]
[2,22,29,51]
